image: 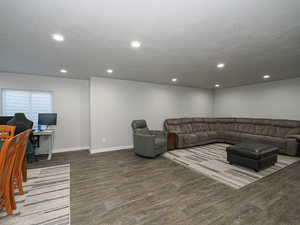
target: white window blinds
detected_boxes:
[2,89,53,126]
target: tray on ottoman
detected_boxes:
[226,143,279,172]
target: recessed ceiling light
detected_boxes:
[215,84,220,88]
[217,63,225,68]
[60,69,67,73]
[131,41,141,48]
[263,74,270,79]
[106,69,113,74]
[52,33,64,42]
[171,78,178,82]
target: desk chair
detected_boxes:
[7,113,35,163]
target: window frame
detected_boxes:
[1,88,54,126]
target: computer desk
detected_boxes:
[33,130,55,160]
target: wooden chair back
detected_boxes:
[0,136,18,215]
[13,129,32,195]
[0,125,15,141]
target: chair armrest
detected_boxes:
[134,133,155,146]
[133,134,157,157]
[149,130,167,137]
[286,135,300,141]
[134,133,155,138]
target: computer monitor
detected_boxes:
[38,113,57,126]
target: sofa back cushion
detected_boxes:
[222,123,235,131]
[180,124,193,133]
[192,123,209,132]
[164,119,181,133]
[215,118,236,131]
[271,120,300,128]
[164,118,193,133]
[253,125,273,136]
[208,123,220,131]
[164,117,300,137]
[233,118,253,134]
[167,124,182,133]
[202,118,218,131]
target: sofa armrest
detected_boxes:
[286,135,300,141]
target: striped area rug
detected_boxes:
[163,143,300,189]
[0,164,70,225]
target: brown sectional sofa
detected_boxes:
[164,118,300,156]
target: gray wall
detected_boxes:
[213,77,300,120]
[2,72,300,154]
[0,72,90,153]
[90,77,213,153]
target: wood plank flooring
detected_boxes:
[29,149,300,225]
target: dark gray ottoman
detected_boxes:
[226,143,279,172]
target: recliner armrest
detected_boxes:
[149,130,167,137]
[286,135,300,141]
[134,133,155,139]
[133,133,155,148]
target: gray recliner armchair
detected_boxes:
[131,120,167,158]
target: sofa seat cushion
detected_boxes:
[206,131,218,139]
[273,127,291,137]
[176,132,210,146]
[218,131,241,141]
[176,133,197,148]
[182,133,198,145]
[240,133,286,148]
[287,128,300,136]
[194,132,209,141]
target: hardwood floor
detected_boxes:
[29,149,300,225]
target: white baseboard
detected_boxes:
[53,146,90,153]
[89,145,133,154]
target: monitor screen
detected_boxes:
[38,113,57,125]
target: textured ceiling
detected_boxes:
[0,0,300,88]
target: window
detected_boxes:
[2,89,53,127]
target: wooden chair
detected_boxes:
[13,129,31,195]
[0,125,15,141]
[0,130,30,215]
[0,136,18,215]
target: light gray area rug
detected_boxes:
[0,164,70,225]
[163,143,300,189]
